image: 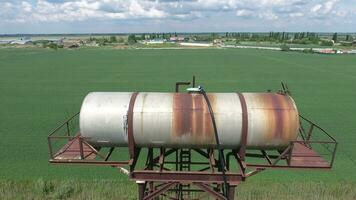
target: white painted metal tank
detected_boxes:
[80,92,299,150]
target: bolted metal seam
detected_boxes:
[127,92,139,159]
[237,93,248,160]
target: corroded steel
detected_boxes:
[48,82,337,200]
[237,93,248,160]
[172,93,216,146]
[80,92,299,149]
[128,92,139,158]
[243,93,299,149]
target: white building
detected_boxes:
[145,39,166,44]
[180,42,213,47]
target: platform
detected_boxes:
[53,133,96,160]
[48,132,129,166]
[289,141,330,168]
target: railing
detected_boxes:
[47,112,130,168]
[244,114,338,169]
[47,112,80,159]
[297,114,338,168]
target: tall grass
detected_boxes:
[0,179,355,200]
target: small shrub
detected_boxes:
[36,179,54,196]
[280,44,290,51]
[54,184,74,200]
[302,48,314,54]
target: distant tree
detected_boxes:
[320,40,334,46]
[332,32,338,42]
[281,32,285,41]
[149,33,155,39]
[118,37,124,43]
[210,33,217,41]
[141,34,146,40]
[163,33,170,40]
[346,35,351,41]
[128,34,137,44]
[109,36,117,43]
[46,43,58,50]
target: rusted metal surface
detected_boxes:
[48,105,337,200]
[237,93,248,160]
[289,141,330,168]
[131,171,242,184]
[80,92,300,149]
[172,93,216,145]
[128,92,139,159]
[243,93,299,149]
[143,182,178,200]
[50,160,129,166]
[194,183,227,200]
[48,79,338,200]
[53,134,96,160]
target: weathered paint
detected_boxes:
[244,93,299,148]
[172,93,216,145]
[79,92,133,147]
[80,92,299,149]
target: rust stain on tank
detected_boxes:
[172,93,216,145]
[257,93,298,141]
[172,93,192,137]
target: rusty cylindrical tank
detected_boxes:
[79,92,299,150]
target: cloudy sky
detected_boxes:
[0,0,355,34]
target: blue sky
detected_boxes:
[0,0,355,34]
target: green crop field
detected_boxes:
[0,47,355,199]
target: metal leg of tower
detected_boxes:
[228,184,238,200]
[137,181,146,200]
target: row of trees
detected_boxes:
[88,32,354,47]
[89,36,124,46]
[226,32,321,44]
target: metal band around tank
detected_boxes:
[127,92,139,159]
[237,93,248,160]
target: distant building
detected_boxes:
[180,42,213,47]
[0,40,13,44]
[10,38,33,45]
[48,38,64,46]
[313,48,335,54]
[213,39,223,44]
[169,36,185,42]
[68,44,79,49]
[146,39,166,44]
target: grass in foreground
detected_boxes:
[0,179,355,200]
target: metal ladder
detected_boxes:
[179,149,191,199]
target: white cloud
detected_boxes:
[311,4,322,13]
[259,11,279,20]
[310,0,340,17]
[0,0,354,32]
[289,12,303,17]
[21,1,32,12]
[236,9,253,17]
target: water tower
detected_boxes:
[48,77,337,200]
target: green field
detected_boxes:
[0,47,355,199]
